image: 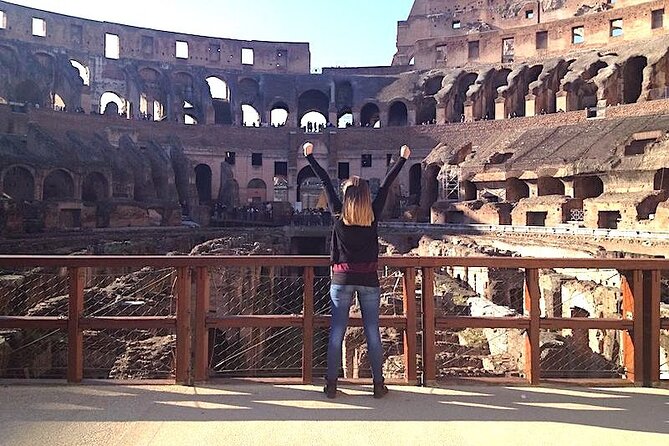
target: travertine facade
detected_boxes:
[1,0,669,233]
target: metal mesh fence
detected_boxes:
[540,328,625,379]
[544,268,622,319]
[83,267,176,317]
[83,328,174,379]
[0,267,69,317]
[210,327,303,376]
[0,329,67,379]
[435,328,525,379]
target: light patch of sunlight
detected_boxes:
[517,402,625,411]
[157,401,249,410]
[441,401,516,410]
[257,400,372,410]
[508,387,628,399]
[191,387,252,396]
[398,387,491,397]
[35,402,104,411]
[591,387,669,396]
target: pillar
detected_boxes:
[464,100,474,122]
[494,96,506,120]
[525,94,536,117]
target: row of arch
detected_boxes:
[1,166,110,202]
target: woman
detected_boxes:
[303,141,410,398]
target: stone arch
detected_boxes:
[138,67,165,120]
[418,97,436,124]
[462,180,477,200]
[100,91,127,116]
[573,176,603,199]
[296,164,320,204]
[270,101,289,126]
[654,168,669,191]
[622,56,647,104]
[337,107,353,128]
[537,176,565,196]
[571,60,607,110]
[423,163,440,210]
[506,177,529,202]
[82,172,109,202]
[515,64,543,117]
[452,72,477,122]
[43,169,75,200]
[424,75,444,96]
[360,102,380,127]
[2,165,35,201]
[485,69,511,120]
[70,59,90,86]
[238,77,261,106]
[298,89,329,124]
[195,164,212,204]
[14,79,43,105]
[409,163,422,205]
[242,104,261,127]
[206,75,232,125]
[247,178,267,203]
[388,100,408,126]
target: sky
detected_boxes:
[8,0,414,71]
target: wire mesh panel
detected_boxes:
[314,275,331,315]
[0,329,67,379]
[0,267,69,317]
[436,328,525,379]
[83,328,174,379]
[209,267,304,316]
[210,327,303,376]
[83,267,176,317]
[661,329,668,381]
[541,268,622,319]
[540,328,625,378]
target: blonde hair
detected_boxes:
[340,176,374,226]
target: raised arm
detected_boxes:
[303,142,342,213]
[372,145,411,215]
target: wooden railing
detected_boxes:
[0,255,666,386]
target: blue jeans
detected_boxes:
[326,284,384,383]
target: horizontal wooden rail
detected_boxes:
[0,316,67,329]
[540,318,633,330]
[207,315,304,328]
[79,316,176,330]
[436,316,529,330]
[314,315,407,329]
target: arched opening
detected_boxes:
[298,89,329,126]
[360,103,381,127]
[654,168,669,190]
[517,64,543,117]
[70,60,90,86]
[270,102,289,127]
[425,163,440,207]
[100,91,126,116]
[207,76,232,125]
[81,172,109,202]
[485,69,511,120]
[206,76,230,100]
[418,97,436,124]
[462,180,477,200]
[335,81,353,111]
[242,104,261,127]
[183,101,198,124]
[43,169,75,200]
[14,80,42,105]
[337,108,353,128]
[2,166,34,201]
[537,176,565,196]
[622,56,647,104]
[424,76,444,96]
[139,94,164,121]
[506,178,529,202]
[296,165,321,206]
[247,178,267,203]
[453,73,477,122]
[195,164,212,204]
[573,176,604,199]
[388,101,408,126]
[409,163,422,205]
[273,176,288,202]
[301,111,327,132]
[238,78,260,104]
[52,93,66,111]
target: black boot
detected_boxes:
[323,379,337,399]
[373,380,388,399]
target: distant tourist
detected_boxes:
[303,140,410,399]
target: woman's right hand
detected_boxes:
[400,145,411,159]
[303,142,314,157]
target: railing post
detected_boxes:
[647,270,661,385]
[302,266,314,384]
[402,267,417,384]
[524,268,541,385]
[176,266,192,385]
[421,267,436,386]
[194,266,210,382]
[621,270,643,384]
[67,267,85,383]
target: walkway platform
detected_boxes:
[1,383,668,446]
